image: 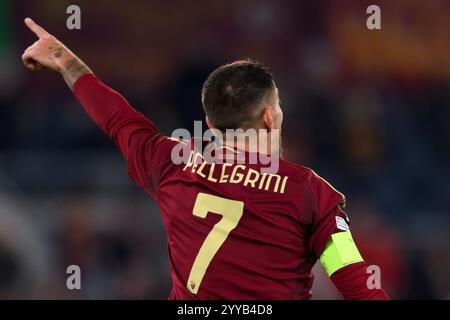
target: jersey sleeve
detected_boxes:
[306,171,389,299]
[307,170,348,258]
[73,74,178,197]
[330,261,389,299]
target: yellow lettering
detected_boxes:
[265,174,281,192]
[258,173,268,189]
[280,176,288,194]
[196,161,208,178]
[219,163,232,183]
[183,151,195,172]
[207,163,218,183]
[230,165,246,184]
[243,169,260,188]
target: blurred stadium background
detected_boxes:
[0,0,449,299]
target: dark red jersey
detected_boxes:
[73,74,388,300]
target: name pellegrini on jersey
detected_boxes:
[182,150,288,194]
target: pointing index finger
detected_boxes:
[24,18,50,38]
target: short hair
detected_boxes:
[201,59,275,130]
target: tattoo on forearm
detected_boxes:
[61,56,93,90]
[65,58,77,71]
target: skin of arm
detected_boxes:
[21,18,92,90]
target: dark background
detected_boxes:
[0,0,448,299]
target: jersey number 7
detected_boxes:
[187,193,244,294]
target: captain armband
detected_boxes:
[319,231,364,276]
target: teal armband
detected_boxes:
[319,232,364,276]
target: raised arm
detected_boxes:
[21,18,178,196]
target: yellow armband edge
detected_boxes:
[319,232,364,277]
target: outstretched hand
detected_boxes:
[21,18,92,89]
[22,18,71,72]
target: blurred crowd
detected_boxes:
[0,0,449,299]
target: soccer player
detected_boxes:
[22,18,388,300]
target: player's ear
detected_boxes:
[262,107,274,130]
[205,116,214,129]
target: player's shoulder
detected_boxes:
[279,158,346,208]
[279,158,324,183]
